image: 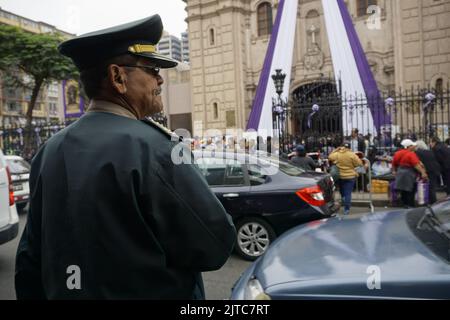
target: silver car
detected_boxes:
[5,155,30,211]
[0,150,19,245]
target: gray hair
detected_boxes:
[415,140,429,150]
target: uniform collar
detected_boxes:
[87,100,138,120]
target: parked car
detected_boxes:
[5,155,30,211]
[231,198,450,299]
[0,150,19,245]
[193,151,338,260]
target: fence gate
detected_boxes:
[290,78,343,150]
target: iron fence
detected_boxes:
[0,114,169,161]
[0,122,70,161]
[285,82,450,157]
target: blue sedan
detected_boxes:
[231,198,450,299]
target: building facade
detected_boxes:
[184,0,450,137]
[0,7,73,126]
[181,31,190,63]
[160,62,193,133]
[158,32,184,62]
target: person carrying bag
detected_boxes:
[392,139,428,208]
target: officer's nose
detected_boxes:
[156,74,164,86]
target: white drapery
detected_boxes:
[321,0,377,136]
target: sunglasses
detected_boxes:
[119,65,160,77]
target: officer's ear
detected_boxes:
[108,64,128,95]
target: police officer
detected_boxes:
[15,14,236,299]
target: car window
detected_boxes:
[432,198,450,225]
[247,164,267,186]
[278,160,305,176]
[196,158,245,186]
[6,159,30,174]
[257,156,305,176]
[224,163,245,185]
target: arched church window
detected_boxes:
[209,28,215,46]
[213,103,219,119]
[436,78,443,95]
[257,2,273,37]
[357,0,378,17]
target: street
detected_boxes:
[0,206,381,300]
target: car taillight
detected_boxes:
[6,166,14,206]
[296,185,325,207]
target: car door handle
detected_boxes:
[223,193,239,198]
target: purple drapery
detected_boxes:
[337,0,390,130]
[246,0,285,131]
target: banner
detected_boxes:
[63,79,85,118]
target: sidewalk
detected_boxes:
[335,191,448,208]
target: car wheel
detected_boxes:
[235,217,276,261]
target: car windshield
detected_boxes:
[431,198,450,227]
[194,151,306,177]
[409,199,450,263]
[6,158,30,174]
[257,156,306,176]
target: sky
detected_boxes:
[0,0,188,37]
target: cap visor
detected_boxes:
[134,52,178,68]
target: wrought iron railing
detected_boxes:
[286,83,450,156]
[0,122,69,161]
[0,113,169,161]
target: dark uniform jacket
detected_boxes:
[15,112,236,299]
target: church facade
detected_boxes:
[183,0,450,137]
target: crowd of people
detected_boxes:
[189,132,450,212]
[288,134,450,212]
[392,136,450,208]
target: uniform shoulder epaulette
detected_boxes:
[141,117,182,142]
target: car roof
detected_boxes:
[4,155,25,161]
[192,150,283,161]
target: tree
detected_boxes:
[0,24,78,158]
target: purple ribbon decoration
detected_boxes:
[348,103,355,117]
[307,104,320,128]
[274,106,284,114]
[16,128,23,146]
[51,125,58,136]
[423,93,436,113]
[35,127,42,146]
[385,97,395,113]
